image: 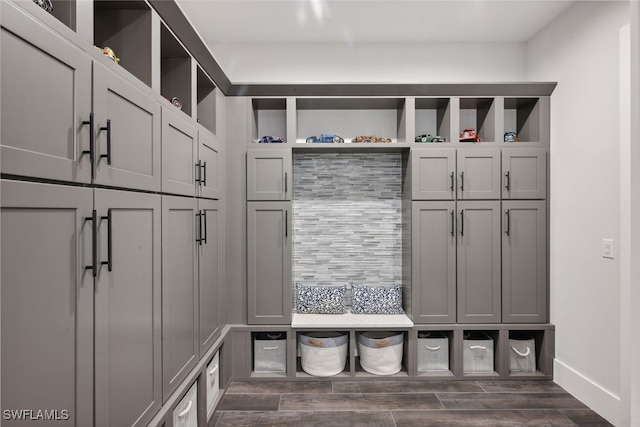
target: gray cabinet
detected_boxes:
[1,180,94,427]
[412,201,457,323]
[1,4,92,184]
[93,62,162,192]
[247,202,292,324]
[162,196,199,401]
[502,200,547,323]
[198,130,223,199]
[94,189,162,427]
[247,150,292,200]
[457,201,501,323]
[198,198,222,355]
[502,148,546,199]
[411,149,456,200]
[162,106,198,196]
[457,148,501,200]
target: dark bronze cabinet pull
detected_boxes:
[82,113,95,177]
[100,119,112,165]
[85,209,97,278]
[450,210,454,236]
[101,209,113,271]
[202,161,207,186]
[505,209,511,236]
[505,171,511,191]
[450,171,454,192]
[460,209,464,236]
[460,171,465,192]
[196,211,203,245]
[202,210,207,244]
[195,160,202,185]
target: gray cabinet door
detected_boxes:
[1,4,92,184]
[412,201,456,323]
[411,149,456,200]
[502,200,547,323]
[162,106,198,197]
[502,148,546,199]
[94,189,161,427]
[93,62,161,192]
[247,150,292,200]
[1,180,93,426]
[247,202,292,324]
[457,148,501,200]
[457,200,501,323]
[162,196,199,401]
[198,199,222,355]
[198,130,223,199]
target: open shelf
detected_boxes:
[94,0,152,86]
[504,98,541,143]
[508,329,547,377]
[296,98,407,144]
[459,97,496,143]
[415,98,452,143]
[251,98,287,143]
[161,23,192,116]
[462,330,499,376]
[416,330,453,376]
[197,66,217,134]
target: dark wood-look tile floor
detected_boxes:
[210,380,613,426]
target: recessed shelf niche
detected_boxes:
[160,23,192,116]
[251,98,287,143]
[197,66,217,134]
[504,98,541,143]
[459,97,496,142]
[415,98,452,143]
[94,0,152,86]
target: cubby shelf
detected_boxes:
[197,66,217,134]
[160,22,192,116]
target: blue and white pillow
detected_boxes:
[351,283,404,314]
[295,283,347,314]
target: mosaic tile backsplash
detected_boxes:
[293,152,403,284]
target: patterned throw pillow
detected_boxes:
[295,283,347,314]
[351,284,404,314]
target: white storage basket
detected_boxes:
[357,331,404,375]
[463,332,494,373]
[298,332,348,377]
[417,332,449,372]
[254,332,286,373]
[509,336,536,373]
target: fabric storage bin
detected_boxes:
[299,332,348,377]
[417,332,449,372]
[463,332,494,373]
[509,336,536,373]
[173,382,198,427]
[254,332,286,373]
[357,331,404,375]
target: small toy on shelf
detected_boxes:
[352,135,392,143]
[305,134,344,143]
[258,136,284,143]
[504,131,519,142]
[459,128,480,142]
[33,0,53,13]
[415,134,446,143]
[96,46,120,64]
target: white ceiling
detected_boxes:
[176,0,575,45]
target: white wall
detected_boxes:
[525,2,629,425]
[211,42,526,84]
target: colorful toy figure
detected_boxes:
[352,135,392,143]
[305,134,344,143]
[258,136,284,143]
[96,46,120,63]
[415,134,446,143]
[504,131,519,142]
[459,128,481,142]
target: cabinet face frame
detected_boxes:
[1,4,92,184]
[1,180,94,426]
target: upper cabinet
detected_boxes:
[161,105,198,197]
[411,149,456,200]
[247,149,292,201]
[1,4,92,184]
[457,148,501,200]
[502,148,547,200]
[93,62,162,192]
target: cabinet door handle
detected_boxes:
[450,171,454,192]
[284,172,288,196]
[85,209,97,278]
[195,160,202,185]
[202,209,207,245]
[99,119,112,165]
[195,211,203,245]
[450,209,454,236]
[82,112,95,166]
[460,171,465,192]
[505,209,510,236]
[285,210,288,238]
[460,209,464,236]
[208,364,218,375]
[202,161,207,186]
[177,400,192,418]
[505,171,510,191]
[100,209,113,271]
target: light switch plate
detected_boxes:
[603,238,615,259]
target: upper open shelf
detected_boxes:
[197,66,217,134]
[161,23,192,116]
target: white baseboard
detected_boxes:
[554,359,621,426]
